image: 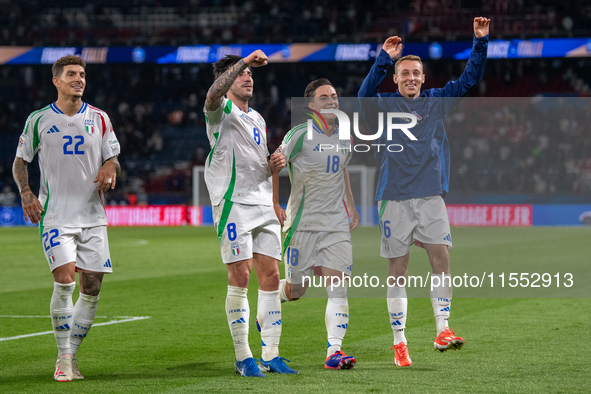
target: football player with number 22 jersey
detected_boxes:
[13,55,121,382]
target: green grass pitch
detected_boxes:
[1,226,590,393]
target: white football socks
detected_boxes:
[70,292,100,356]
[325,285,349,357]
[226,286,252,362]
[257,289,281,361]
[430,274,452,335]
[278,279,289,303]
[50,282,75,356]
[387,285,408,345]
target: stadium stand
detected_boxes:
[1,1,590,205]
[1,0,590,46]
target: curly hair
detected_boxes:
[212,55,252,81]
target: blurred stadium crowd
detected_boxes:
[0,0,590,205]
[1,0,590,45]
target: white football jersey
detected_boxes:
[280,122,352,233]
[204,98,272,206]
[16,101,120,228]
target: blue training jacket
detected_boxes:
[358,34,488,201]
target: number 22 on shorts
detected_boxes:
[42,229,60,251]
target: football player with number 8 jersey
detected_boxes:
[203,52,297,377]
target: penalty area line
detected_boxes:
[0,316,151,342]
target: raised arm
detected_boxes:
[438,17,490,99]
[205,50,268,111]
[343,168,359,231]
[12,157,44,223]
[358,36,402,98]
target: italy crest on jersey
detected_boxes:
[338,139,351,154]
[47,250,55,264]
[84,119,95,134]
[231,242,240,256]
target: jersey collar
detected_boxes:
[50,102,63,114]
[50,101,87,114]
[312,122,338,135]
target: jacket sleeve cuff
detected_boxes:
[377,48,394,66]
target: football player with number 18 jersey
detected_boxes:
[273,79,360,370]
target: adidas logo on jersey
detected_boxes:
[103,259,112,268]
[231,317,246,324]
[313,144,322,152]
[47,125,60,134]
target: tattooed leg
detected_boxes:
[79,271,104,296]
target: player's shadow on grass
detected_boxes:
[367,365,438,372]
[3,363,229,383]
[165,362,223,378]
[87,362,224,380]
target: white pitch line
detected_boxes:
[0,315,108,319]
[0,316,150,342]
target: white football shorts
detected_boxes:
[284,231,353,285]
[40,225,113,273]
[378,195,452,258]
[213,200,282,264]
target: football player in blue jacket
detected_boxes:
[358,17,490,367]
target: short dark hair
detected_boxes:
[213,55,251,80]
[394,55,423,74]
[52,55,86,78]
[304,78,333,102]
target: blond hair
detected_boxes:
[394,55,423,74]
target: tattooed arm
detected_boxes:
[205,50,268,112]
[12,157,44,224]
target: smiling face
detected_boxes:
[53,65,86,99]
[228,68,254,102]
[308,84,339,122]
[393,60,425,98]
